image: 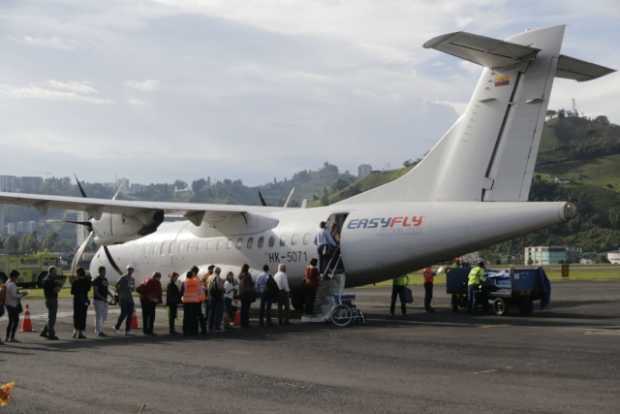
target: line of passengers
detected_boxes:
[0,258,323,342]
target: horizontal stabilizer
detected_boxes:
[556,54,616,81]
[423,31,539,69]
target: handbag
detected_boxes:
[404,287,414,304]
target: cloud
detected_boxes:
[127,97,147,106]
[125,79,161,92]
[0,80,111,104]
[21,35,76,50]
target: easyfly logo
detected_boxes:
[347,216,424,230]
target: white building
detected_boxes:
[357,164,372,179]
[525,246,568,265]
[608,251,620,265]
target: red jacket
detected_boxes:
[138,278,163,304]
[304,266,320,289]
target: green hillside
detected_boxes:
[318,112,620,257]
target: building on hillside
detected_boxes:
[357,164,372,179]
[607,251,620,265]
[524,246,577,265]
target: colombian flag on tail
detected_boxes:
[0,382,15,407]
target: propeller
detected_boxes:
[258,191,268,206]
[66,175,123,276]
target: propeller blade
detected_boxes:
[103,245,123,275]
[70,231,94,278]
[283,187,296,207]
[73,174,88,198]
[64,219,93,231]
[258,191,268,207]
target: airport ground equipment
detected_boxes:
[446,267,551,316]
[0,253,65,288]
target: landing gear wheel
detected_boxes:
[330,304,353,327]
[493,298,507,316]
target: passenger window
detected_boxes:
[227,239,233,249]
[257,236,265,249]
[247,237,254,249]
[303,233,312,245]
[291,234,298,246]
[236,238,243,249]
[280,237,286,247]
[216,240,224,250]
[268,236,275,248]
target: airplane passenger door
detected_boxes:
[325,213,348,275]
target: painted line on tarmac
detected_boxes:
[30,309,124,321]
[365,317,498,328]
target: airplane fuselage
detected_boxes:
[90,201,573,289]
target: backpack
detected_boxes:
[266,275,280,297]
[208,276,223,299]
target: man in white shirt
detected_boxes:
[273,264,290,325]
[314,221,337,274]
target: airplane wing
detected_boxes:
[0,191,283,226]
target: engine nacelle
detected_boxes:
[91,210,164,245]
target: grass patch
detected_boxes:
[21,287,73,300]
[361,264,620,288]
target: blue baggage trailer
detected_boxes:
[446,267,551,315]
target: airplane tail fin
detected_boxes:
[339,25,614,204]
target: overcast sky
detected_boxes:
[1,0,618,185]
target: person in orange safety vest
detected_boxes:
[181,270,204,336]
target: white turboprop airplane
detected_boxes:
[0,25,614,308]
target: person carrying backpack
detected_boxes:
[207,267,225,332]
[257,264,278,326]
[238,264,256,328]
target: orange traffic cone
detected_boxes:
[131,311,139,330]
[233,310,241,327]
[21,304,33,333]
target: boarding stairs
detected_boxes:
[301,255,365,326]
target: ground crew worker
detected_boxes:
[114,265,136,336]
[40,266,61,340]
[467,261,486,313]
[314,221,337,274]
[423,267,436,313]
[166,272,181,335]
[92,266,112,337]
[390,275,409,316]
[71,267,92,339]
[182,270,204,336]
[303,258,320,315]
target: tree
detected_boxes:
[42,232,60,251]
[191,178,207,193]
[320,187,330,206]
[173,180,188,190]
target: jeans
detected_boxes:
[424,282,433,311]
[42,298,58,337]
[240,299,252,328]
[277,292,290,325]
[141,300,156,334]
[168,304,178,334]
[259,293,273,325]
[208,297,224,332]
[304,286,317,315]
[390,286,407,315]
[94,299,108,335]
[73,298,89,331]
[467,285,477,312]
[116,300,134,332]
[5,305,19,341]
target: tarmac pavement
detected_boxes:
[1,282,619,413]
